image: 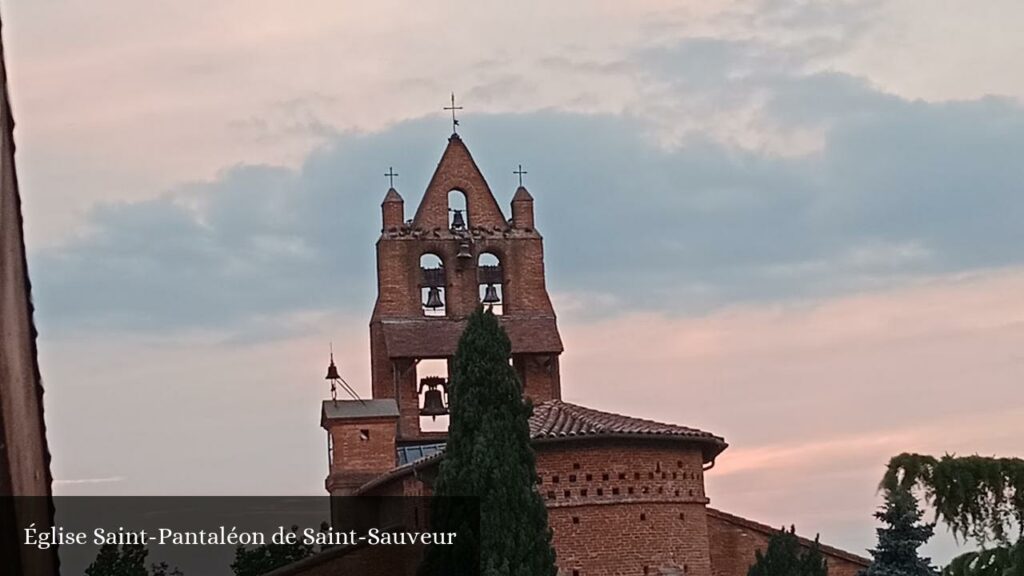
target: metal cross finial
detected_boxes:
[443,92,463,134]
[514,164,528,187]
[385,166,398,188]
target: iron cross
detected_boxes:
[514,164,528,187]
[385,166,398,188]
[444,93,463,134]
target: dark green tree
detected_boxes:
[748,526,828,576]
[231,526,315,576]
[862,486,938,576]
[84,543,182,576]
[419,307,557,576]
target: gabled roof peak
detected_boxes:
[382,187,403,203]
[411,135,509,230]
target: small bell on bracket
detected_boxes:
[482,283,500,305]
[419,376,449,419]
[456,241,472,260]
[324,344,362,403]
[424,287,444,309]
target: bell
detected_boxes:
[482,284,500,305]
[325,361,341,380]
[420,388,448,419]
[424,287,444,309]
[450,209,466,230]
[456,241,472,260]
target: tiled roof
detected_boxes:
[322,399,399,422]
[378,316,563,358]
[358,400,726,494]
[531,400,725,446]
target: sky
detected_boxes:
[4,0,1023,564]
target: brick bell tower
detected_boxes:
[369,134,563,442]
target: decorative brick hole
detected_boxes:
[359,429,370,441]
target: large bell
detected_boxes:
[424,286,444,309]
[456,241,472,260]
[482,284,501,305]
[420,388,448,419]
[450,209,466,230]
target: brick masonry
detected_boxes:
[313,134,871,576]
[369,134,562,441]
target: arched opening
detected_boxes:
[448,190,467,230]
[417,358,449,432]
[477,252,504,315]
[419,253,446,317]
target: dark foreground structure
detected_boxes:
[0,13,59,576]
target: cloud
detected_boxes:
[29,62,1024,335]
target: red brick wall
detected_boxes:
[412,136,508,231]
[326,417,398,494]
[348,440,869,576]
[706,510,868,576]
[536,441,713,576]
[368,136,562,441]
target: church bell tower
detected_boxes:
[368,134,563,441]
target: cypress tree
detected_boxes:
[419,307,557,576]
[863,487,938,576]
[748,526,828,576]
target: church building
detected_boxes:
[315,132,869,576]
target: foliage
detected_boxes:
[882,453,1024,576]
[863,485,939,576]
[747,525,828,576]
[231,526,315,576]
[882,453,1024,545]
[84,543,182,576]
[943,542,1024,576]
[419,307,557,576]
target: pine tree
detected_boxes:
[748,526,828,576]
[419,307,557,576]
[863,487,938,576]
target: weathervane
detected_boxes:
[514,164,528,187]
[443,92,463,134]
[385,166,398,188]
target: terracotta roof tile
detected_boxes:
[359,400,727,494]
[530,400,723,443]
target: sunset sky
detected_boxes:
[5,0,1022,563]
